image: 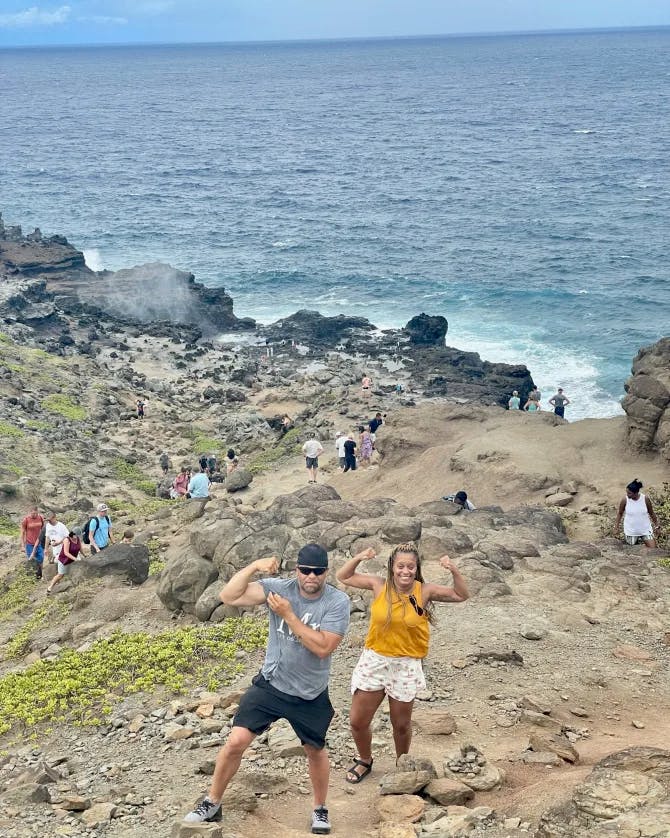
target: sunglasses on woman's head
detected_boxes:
[408,594,425,617]
[297,566,327,576]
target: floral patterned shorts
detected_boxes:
[351,648,426,703]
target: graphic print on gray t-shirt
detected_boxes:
[259,577,350,700]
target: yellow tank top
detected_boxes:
[365,582,430,658]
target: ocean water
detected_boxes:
[1,30,669,419]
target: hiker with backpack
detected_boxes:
[86,503,114,553]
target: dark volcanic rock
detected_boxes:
[404,313,448,346]
[262,309,376,347]
[68,544,150,585]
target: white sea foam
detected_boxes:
[82,248,104,271]
[573,129,595,134]
[449,329,623,421]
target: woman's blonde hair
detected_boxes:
[383,542,435,626]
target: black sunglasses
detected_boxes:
[297,566,327,576]
[408,594,425,617]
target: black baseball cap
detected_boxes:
[297,543,328,568]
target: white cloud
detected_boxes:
[77,14,128,24]
[0,5,71,27]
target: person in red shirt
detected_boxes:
[20,507,45,578]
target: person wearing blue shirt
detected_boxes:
[187,464,210,499]
[89,502,113,553]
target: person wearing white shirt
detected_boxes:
[45,512,69,563]
[335,433,348,470]
[302,437,325,484]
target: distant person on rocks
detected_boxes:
[20,506,45,577]
[207,454,217,477]
[47,528,82,594]
[89,503,113,553]
[183,544,350,835]
[508,390,521,410]
[549,388,571,419]
[343,434,357,472]
[45,511,69,565]
[359,425,373,466]
[302,437,324,484]
[528,386,541,404]
[225,449,239,474]
[171,466,190,499]
[136,398,145,420]
[187,464,210,499]
[199,454,209,472]
[523,395,541,412]
[361,374,372,399]
[159,452,171,475]
[336,544,469,784]
[442,491,476,511]
[368,412,384,446]
[615,479,660,548]
[335,432,347,470]
[395,383,404,396]
[280,414,293,436]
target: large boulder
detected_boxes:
[68,544,150,585]
[261,309,375,348]
[403,313,448,346]
[225,469,253,493]
[622,337,670,461]
[156,554,219,613]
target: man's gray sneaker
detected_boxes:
[311,806,331,835]
[183,797,221,823]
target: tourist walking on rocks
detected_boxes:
[159,451,170,475]
[183,544,350,835]
[368,412,384,445]
[20,506,45,577]
[302,437,324,484]
[45,511,69,565]
[361,373,372,399]
[187,464,210,499]
[335,432,347,470]
[549,388,571,419]
[336,544,469,783]
[615,479,660,548]
[88,504,113,553]
[225,449,239,475]
[136,398,145,420]
[343,434,357,472]
[359,426,373,466]
[508,390,521,410]
[47,528,82,594]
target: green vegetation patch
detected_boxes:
[147,537,165,576]
[41,394,87,421]
[0,570,37,621]
[186,427,223,461]
[0,515,20,537]
[26,420,51,432]
[5,599,69,660]
[112,459,156,496]
[0,333,11,344]
[0,422,24,439]
[0,620,267,736]
[247,427,303,475]
[648,483,670,550]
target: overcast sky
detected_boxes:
[1,1,669,47]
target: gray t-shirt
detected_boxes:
[259,577,350,700]
[552,393,568,407]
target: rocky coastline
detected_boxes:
[1,214,669,838]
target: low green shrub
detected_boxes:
[0,515,20,537]
[0,570,37,620]
[112,459,156,496]
[0,422,24,438]
[41,394,87,421]
[0,620,267,735]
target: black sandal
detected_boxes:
[345,758,373,784]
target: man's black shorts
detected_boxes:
[233,673,334,750]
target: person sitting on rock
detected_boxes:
[183,544,350,835]
[442,491,476,511]
[615,479,660,548]
[170,466,190,499]
[187,464,210,499]
[47,527,82,594]
[336,544,469,784]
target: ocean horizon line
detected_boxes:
[2,23,670,52]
